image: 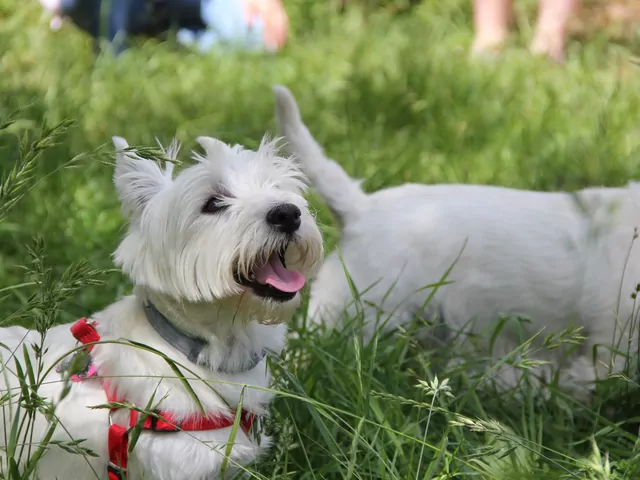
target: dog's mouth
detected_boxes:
[234,247,305,302]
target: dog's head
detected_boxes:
[112,135,323,319]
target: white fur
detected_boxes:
[273,85,640,399]
[0,134,323,479]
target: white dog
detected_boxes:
[273,85,640,398]
[0,135,323,479]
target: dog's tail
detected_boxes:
[273,85,367,223]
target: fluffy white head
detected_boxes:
[112,135,323,316]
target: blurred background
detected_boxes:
[2,1,640,477]
[2,0,639,320]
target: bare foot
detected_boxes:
[471,0,513,55]
[530,34,566,63]
[530,0,580,63]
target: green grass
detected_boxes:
[2,0,640,478]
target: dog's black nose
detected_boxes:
[266,203,301,234]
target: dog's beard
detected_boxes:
[116,210,323,310]
[233,230,322,307]
[217,231,322,326]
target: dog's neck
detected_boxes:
[143,301,209,364]
[137,287,288,373]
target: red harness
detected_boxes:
[68,318,256,480]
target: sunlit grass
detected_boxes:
[1,0,640,477]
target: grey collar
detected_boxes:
[143,301,265,373]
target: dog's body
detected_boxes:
[1,296,283,479]
[0,135,322,479]
[273,85,640,397]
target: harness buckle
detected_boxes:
[107,462,127,480]
[108,461,127,472]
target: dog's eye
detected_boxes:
[202,196,228,214]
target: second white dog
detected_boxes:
[273,85,640,398]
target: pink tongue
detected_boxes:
[255,254,306,293]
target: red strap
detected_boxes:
[143,409,255,433]
[242,410,256,432]
[70,318,101,352]
[108,424,128,480]
[69,319,257,479]
[106,408,255,480]
[108,410,137,480]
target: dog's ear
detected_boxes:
[196,136,231,160]
[113,136,169,216]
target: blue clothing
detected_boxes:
[177,0,266,53]
[57,0,270,55]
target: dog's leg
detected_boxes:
[304,251,352,330]
[483,335,551,394]
[553,354,597,402]
[580,316,638,384]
